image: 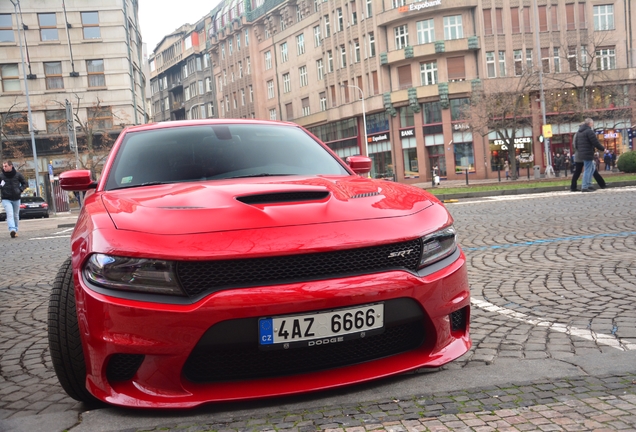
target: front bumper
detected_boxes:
[75,249,470,408]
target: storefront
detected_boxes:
[400,128,418,179]
[489,136,533,171]
[368,132,394,179]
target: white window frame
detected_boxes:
[596,47,616,70]
[283,73,291,93]
[267,80,274,98]
[327,50,334,72]
[443,15,463,40]
[265,51,272,69]
[486,51,496,78]
[317,58,324,80]
[280,42,288,62]
[314,25,321,47]
[337,8,344,31]
[394,25,408,50]
[299,66,308,87]
[593,5,614,31]
[416,19,434,44]
[420,61,437,85]
[340,45,347,68]
[297,33,305,55]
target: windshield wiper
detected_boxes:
[110,181,172,190]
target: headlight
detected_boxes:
[84,254,184,296]
[418,225,457,268]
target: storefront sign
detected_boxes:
[492,137,532,149]
[604,132,619,139]
[453,123,470,131]
[368,133,390,143]
[398,0,441,12]
[400,128,415,138]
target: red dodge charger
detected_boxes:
[48,119,470,408]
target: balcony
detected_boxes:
[169,80,183,91]
[383,38,474,66]
[171,102,185,112]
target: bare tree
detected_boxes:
[463,71,539,179]
[0,99,30,163]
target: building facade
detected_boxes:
[0,0,146,194]
[148,0,636,183]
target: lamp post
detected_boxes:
[341,84,368,157]
[532,0,554,177]
[10,0,42,196]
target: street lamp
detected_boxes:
[341,84,368,157]
[10,0,41,196]
[532,0,554,177]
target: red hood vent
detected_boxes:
[236,191,330,205]
[350,191,381,199]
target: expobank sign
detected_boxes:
[399,0,442,13]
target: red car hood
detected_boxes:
[101,176,433,235]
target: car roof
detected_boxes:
[121,119,301,134]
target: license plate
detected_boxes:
[259,303,384,348]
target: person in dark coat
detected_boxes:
[570,127,606,192]
[0,160,28,238]
[575,118,605,192]
[603,150,612,171]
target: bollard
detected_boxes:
[465,168,469,185]
[498,165,501,182]
[431,169,435,187]
[527,165,530,179]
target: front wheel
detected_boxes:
[48,257,99,403]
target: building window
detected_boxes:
[514,49,523,76]
[541,47,550,73]
[269,109,277,120]
[596,47,616,70]
[416,19,434,44]
[81,12,100,39]
[249,85,253,102]
[420,61,437,85]
[486,52,496,78]
[351,1,358,25]
[236,35,240,51]
[320,92,327,111]
[265,51,272,70]
[392,0,405,8]
[366,0,372,17]
[198,80,204,95]
[316,58,324,80]
[205,77,212,92]
[299,66,308,87]
[38,13,59,41]
[44,61,64,89]
[594,5,614,31]
[0,64,19,92]
[336,8,343,31]
[286,103,293,119]
[394,25,408,49]
[283,73,291,93]
[314,26,321,46]
[297,5,304,22]
[368,32,375,57]
[247,57,251,74]
[267,80,274,98]
[280,43,288,62]
[245,29,249,46]
[553,47,561,73]
[453,142,475,173]
[280,18,287,32]
[340,45,346,68]
[327,50,334,72]
[45,110,66,133]
[185,86,191,101]
[241,89,245,105]
[352,39,360,63]
[208,102,214,117]
[302,97,310,116]
[324,15,331,37]
[526,49,533,70]
[447,56,465,81]
[483,9,493,35]
[443,15,463,40]
[238,61,243,78]
[87,59,105,87]
[297,33,305,55]
[0,14,15,43]
[88,106,113,130]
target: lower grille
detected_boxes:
[450,307,467,332]
[106,354,144,382]
[183,320,425,383]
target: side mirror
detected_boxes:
[345,156,372,174]
[59,170,97,191]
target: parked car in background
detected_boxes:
[0,201,5,221]
[19,196,49,218]
[49,119,471,409]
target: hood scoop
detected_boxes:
[237,191,330,205]
[350,191,381,199]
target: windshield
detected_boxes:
[104,124,350,190]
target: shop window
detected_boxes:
[454,142,474,173]
[427,145,446,177]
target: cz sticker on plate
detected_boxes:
[258,303,384,349]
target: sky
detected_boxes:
[138,0,221,54]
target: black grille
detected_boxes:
[450,307,467,332]
[177,238,423,297]
[237,191,330,204]
[183,321,425,383]
[106,354,144,382]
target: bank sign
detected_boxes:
[399,0,442,13]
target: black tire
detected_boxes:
[44,213,49,218]
[48,257,99,404]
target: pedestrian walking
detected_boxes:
[593,151,601,172]
[553,152,562,177]
[603,150,612,171]
[504,160,510,180]
[563,152,571,176]
[573,119,605,192]
[610,150,617,170]
[0,160,28,238]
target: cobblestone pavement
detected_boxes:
[1,188,635,431]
